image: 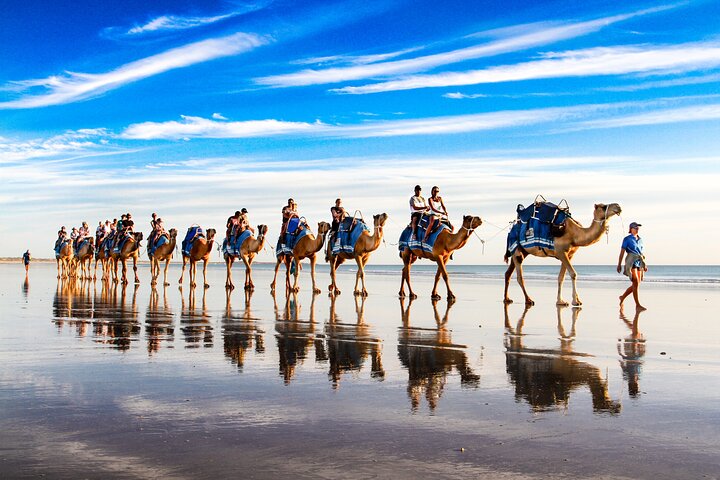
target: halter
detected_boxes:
[593,204,610,223]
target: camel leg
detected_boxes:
[405,259,417,299]
[513,254,534,306]
[203,259,210,289]
[225,256,235,290]
[179,256,187,285]
[270,256,282,292]
[121,259,128,285]
[310,255,321,294]
[329,257,338,295]
[133,255,140,284]
[556,262,569,306]
[503,260,516,304]
[163,259,170,286]
[439,257,454,300]
[189,261,196,288]
[354,257,368,296]
[241,255,253,291]
[557,251,580,306]
[291,255,301,293]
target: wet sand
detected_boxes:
[1,263,719,479]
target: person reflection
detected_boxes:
[324,295,385,389]
[397,298,479,413]
[504,304,621,414]
[180,286,213,348]
[275,292,317,385]
[223,289,265,372]
[145,285,175,355]
[22,276,29,300]
[618,306,646,398]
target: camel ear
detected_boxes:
[595,203,605,209]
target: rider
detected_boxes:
[424,186,451,242]
[409,185,428,240]
[239,208,254,235]
[76,222,90,250]
[226,211,241,243]
[280,198,299,237]
[327,198,348,260]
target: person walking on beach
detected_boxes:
[617,222,647,310]
[22,250,31,274]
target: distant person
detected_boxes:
[22,250,31,273]
[617,222,647,310]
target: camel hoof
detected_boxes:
[557,300,569,306]
[431,294,441,301]
[447,293,455,301]
[503,298,514,304]
[398,292,405,298]
[313,288,321,294]
[164,282,170,287]
[410,293,418,300]
[226,284,234,290]
[354,290,361,296]
[526,299,535,306]
[362,290,368,297]
[573,299,582,306]
[190,282,196,288]
[204,284,210,289]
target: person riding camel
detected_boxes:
[55,226,68,250]
[409,185,428,240]
[423,186,452,242]
[226,211,241,242]
[327,198,348,260]
[239,208,254,234]
[76,222,90,250]
[280,198,299,237]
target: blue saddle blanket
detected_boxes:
[398,222,449,253]
[182,226,204,256]
[331,218,369,256]
[74,238,91,257]
[506,201,570,255]
[223,230,252,256]
[113,234,134,254]
[276,227,310,257]
[54,239,70,258]
[148,234,169,256]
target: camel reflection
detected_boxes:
[53,278,95,337]
[179,286,213,348]
[324,295,385,389]
[222,289,265,372]
[145,286,175,355]
[397,298,479,412]
[274,292,319,385]
[618,306,646,398]
[504,304,621,414]
[91,281,141,350]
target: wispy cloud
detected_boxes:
[101,2,272,39]
[334,41,720,94]
[291,47,424,67]
[0,129,114,162]
[576,103,720,129]
[255,5,676,88]
[0,33,267,109]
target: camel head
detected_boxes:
[593,203,622,222]
[317,221,331,235]
[134,232,144,242]
[461,215,483,231]
[257,224,268,237]
[168,228,178,239]
[206,228,217,240]
[373,213,388,228]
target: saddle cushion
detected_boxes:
[223,230,252,256]
[182,226,204,255]
[398,223,449,254]
[331,219,369,255]
[276,228,310,257]
[149,234,169,256]
[506,200,571,256]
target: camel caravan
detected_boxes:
[52,189,621,304]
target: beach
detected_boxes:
[1,262,718,479]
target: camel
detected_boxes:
[399,215,482,300]
[75,238,95,280]
[224,225,268,291]
[503,203,622,306]
[328,213,387,297]
[270,222,331,294]
[55,241,74,279]
[111,232,143,285]
[179,228,216,289]
[93,239,111,281]
[148,228,177,287]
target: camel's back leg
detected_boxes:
[513,253,534,306]
[503,259,516,303]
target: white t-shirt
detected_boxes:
[410,195,426,214]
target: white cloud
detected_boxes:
[212,113,228,120]
[255,6,676,88]
[333,41,720,94]
[0,129,114,162]
[121,116,320,140]
[0,33,267,109]
[577,103,720,129]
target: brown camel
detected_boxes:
[56,241,74,279]
[148,228,177,287]
[399,215,482,300]
[270,222,331,294]
[75,238,95,280]
[503,203,621,306]
[179,228,216,289]
[111,232,143,285]
[225,225,268,291]
[328,213,388,297]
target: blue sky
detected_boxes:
[1,0,719,264]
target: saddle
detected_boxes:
[506,196,572,257]
[182,226,204,256]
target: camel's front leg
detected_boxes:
[329,257,340,295]
[404,260,417,299]
[439,257,455,300]
[310,255,321,294]
[557,252,580,306]
[242,256,254,291]
[431,262,443,300]
[354,257,367,296]
[189,260,197,288]
[121,259,129,285]
[513,255,534,306]
[179,256,187,285]
[163,259,170,286]
[225,257,234,290]
[291,256,301,293]
[503,261,516,304]
[203,259,210,289]
[556,262,568,306]
[133,256,140,284]
[270,257,282,292]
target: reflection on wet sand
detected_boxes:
[22,276,29,299]
[53,278,95,337]
[145,286,175,355]
[618,306,646,398]
[397,298,479,412]
[180,286,213,348]
[222,289,265,372]
[274,292,320,385]
[504,305,621,414]
[323,295,384,389]
[94,282,141,350]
